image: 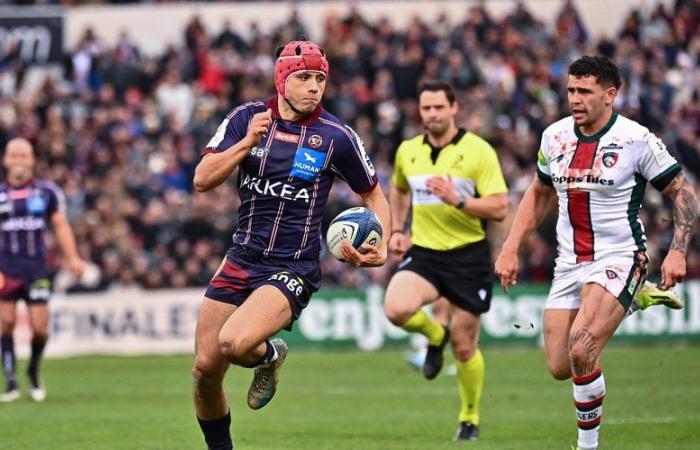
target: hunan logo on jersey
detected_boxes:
[290,147,326,181]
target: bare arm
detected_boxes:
[387,185,411,258]
[339,183,391,267]
[501,177,556,253]
[494,176,557,291]
[51,211,86,277]
[658,172,698,289]
[425,176,508,221]
[193,110,271,192]
[460,193,508,221]
[389,185,410,232]
[193,142,252,192]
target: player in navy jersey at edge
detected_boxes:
[0,138,87,403]
[191,40,391,450]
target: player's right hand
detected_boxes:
[244,109,272,147]
[68,257,88,278]
[494,246,519,293]
[388,231,409,259]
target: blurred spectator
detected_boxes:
[0,1,698,290]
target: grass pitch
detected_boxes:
[0,347,698,449]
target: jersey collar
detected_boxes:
[267,96,324,127]
[423,128,467,150]
[423,128,467,164]
[574,112,618,142]
[5,177,34,189]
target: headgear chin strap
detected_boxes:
[274,40,329,111]
[284,97,305,115]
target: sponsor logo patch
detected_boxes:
[240,174,310,203]
[269,271,304,297]
[9,189,29,200]
[551,173,614,186]
[600,143,623,151]
[249,146,268,158]
[274,130,300,144]
[28,194,46,214]
[606,269,618,280]
[290,147,326,181]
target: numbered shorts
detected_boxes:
[397,240,493,315]
[545,251,648,311]
[205,245,321,329]
[0,257,52,303]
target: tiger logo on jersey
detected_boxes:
[603,152,619,168]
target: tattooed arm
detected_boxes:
[660,172,698,290]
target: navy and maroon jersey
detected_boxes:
[0,178,64,260]
[202,97,379,260]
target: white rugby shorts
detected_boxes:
[545,251,648,310]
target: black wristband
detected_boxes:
[455,194,466,210]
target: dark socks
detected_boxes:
[197,411,233,450]
[252,339,276,367]
[28,338,46,388]
[1,335,17,391]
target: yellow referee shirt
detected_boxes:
[392,129,507,251]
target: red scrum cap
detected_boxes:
[274,40,329,98]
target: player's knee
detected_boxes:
[217,332,253,364]
[0,318,16,334]
[451,336,477,363]
[384,301,412,326]
[547,360,571,380]
[191,356,223,390]
[568,341,595,374]
[32,331,48,342]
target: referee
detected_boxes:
[384,80,508,442]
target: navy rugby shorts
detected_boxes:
[205,244,321,329]
[0,256,52,303]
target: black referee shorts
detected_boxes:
[396,240,493,315]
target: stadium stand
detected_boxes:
[0,0,697,290]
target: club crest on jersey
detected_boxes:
[606,270,618,280]
[291,147,326,181]
[602,152,619,168]
[307,134,323,148]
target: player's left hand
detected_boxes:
[426,176,459,206]
[660,249,686,290]
[68,257,88,278]
[339,241,387,267]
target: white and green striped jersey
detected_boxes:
[536,113,681,267]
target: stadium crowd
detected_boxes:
[0,0,698,291]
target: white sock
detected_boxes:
[268,343,279,363]
[573,368,605,450]
[256,340,279,367]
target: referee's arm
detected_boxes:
[457,193,508,221]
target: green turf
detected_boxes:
[0,347,698,449]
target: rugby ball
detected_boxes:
[326,207,383,261]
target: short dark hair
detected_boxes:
[568,56,621,89]
[418,80,456,104]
